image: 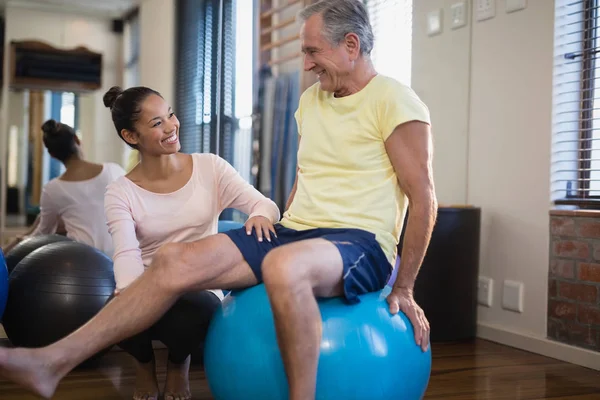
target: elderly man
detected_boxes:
[0,1,436,399]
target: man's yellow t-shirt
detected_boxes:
[126,149,140,173]
[279,74,431,265]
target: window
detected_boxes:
[552,0,600,207]
[175,0,237,159]
[176,0,251,220]
[364,0,413,86]
[124,9,140,88]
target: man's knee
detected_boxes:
[262,247,307,288]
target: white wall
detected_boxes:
[412,0,471,206]
[412,0,553,340]
[2,6,124,165]
[138,0,175,104]
[468,0,553,337]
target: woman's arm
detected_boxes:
[29,187,60,236]
[213,155,281,223]
[2,214,39,253]
[105,184,145,291]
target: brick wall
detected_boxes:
[549,211,600,352]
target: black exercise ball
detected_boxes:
[3,241,115,361]
[5,234,72,274]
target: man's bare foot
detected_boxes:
[163,356,191,400]
[0,347,67,399]
[133,359,159,400]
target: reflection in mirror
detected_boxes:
[5,89,81,229]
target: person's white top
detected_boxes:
[31,162,126,257]
[105,153,280,298]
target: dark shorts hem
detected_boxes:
[222,224,393,304]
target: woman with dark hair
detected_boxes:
[102,86,279,400]
[2,120,125,255]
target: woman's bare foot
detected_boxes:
[133,359,159,400]
[163,355,192,400]
[0,347,67,399]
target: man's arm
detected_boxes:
[285,136,301,211]
[386,120,437,289]
[285,167,299,211]
[384,120,437,351]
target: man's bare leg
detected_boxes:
[0,234,257,399]
[262,239,344,400]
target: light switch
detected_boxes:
[476,0,495,21]
[427,9,443,36]
[450,1,468,30]
[506,0,526,13]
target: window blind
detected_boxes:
[175,0,237,159]
[552,0,600,207]
[176,0,209,154]
[364,0,413,86]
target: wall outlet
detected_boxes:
[502,280,524,313]
[450,1,468,30]
[427,8,443,36]
[476,0,495,21]
[478,276,493,307]
[506,0,526,13]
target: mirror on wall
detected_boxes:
[4,88,84,229]
[1,39,103,237]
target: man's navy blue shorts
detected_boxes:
[222,223,393,304]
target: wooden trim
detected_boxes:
[261,16,297,35]
[29,91,45,207]
[259,0,273,66]
[549,208,600,217]
[10,77,101,93]
[260,0,302,19]
[10,40,100,56]
[258,0,315,91]
[553,198,600,210]
[261,33,300,51]
[268,51,302,66]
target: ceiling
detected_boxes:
[0,0,139,18]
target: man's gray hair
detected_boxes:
[298,0,374,56]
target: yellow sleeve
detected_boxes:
[294,93,305,137]
[294,83,317,137]
[379,84,431,141]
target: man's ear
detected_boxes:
[344,32,361,60]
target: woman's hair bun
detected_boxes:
[103,86,123,109]
[41,119,59,135]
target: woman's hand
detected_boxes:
[245,216,276,243]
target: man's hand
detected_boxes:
[245,216,276,243]
[386,286,430,352]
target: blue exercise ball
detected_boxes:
[0,249,7,320]
[218,220,244,233]
[204,284,431,400]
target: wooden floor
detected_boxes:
[0,339,599,399]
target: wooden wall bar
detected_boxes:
[258,0,314,91]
